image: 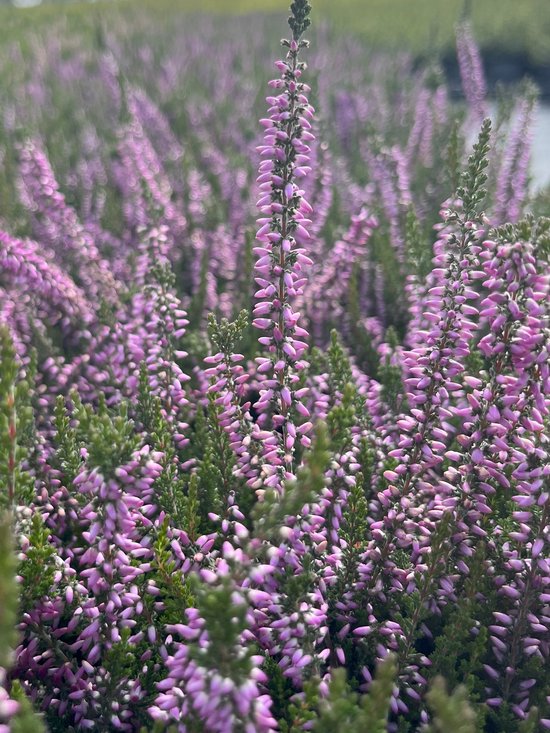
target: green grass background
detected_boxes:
[0,0,549,64]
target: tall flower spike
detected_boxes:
[456,20,487,125]
[253,0,314,486]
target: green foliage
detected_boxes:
[137,363,187,524]
[360,656,400,732]
[191,405,222,522]
[446,120,464,196]
[405,207,431,279]
[187,249,210,329]
[347,264,380,377]
[207,309,249,355]
[0,328,36,508]
[196,395,242,520]
[187,578,250,680]
[277,554,319,638]
[53,396,83,485]
[393,515,454,678]
[315,656,397,733]
[0,330,17,506]
[356,436,380,500]
[326,382,356,453]
[325,332,360,451]
[0,513,18,669]
[139,724,178,733]
[8,681,47,733]
[179,473,198,542]
[151,518,194,625]
[337,474,368,582]
[264,657,320,732]
[425,677,476,733]
[197,310,253,517]
[518,709,542,733]
[0,515,45,731]
[282,681,322,733]
[253,423,330,543]
[18,513,57,608]
[371,226,410,338]
[326,330,353,392]
[378,327,407,414]
[71,393,139,477]
[457,118,491,220]
[97,627,157,727]
[462,343,486,382]
[428,547,491,729]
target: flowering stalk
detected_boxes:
[253,0,314,486]
[17,140,118,305]
[305,209,377,344]
[374,121,492,588]
[493,88,537,225]
[204,311,265,489]
[150,580,277,733]
[443,236,548,542]
[0,232,92,332]
[456,20,487,125]
[468,234,550,717]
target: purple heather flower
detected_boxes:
[252,31,315,486]
[456,21,488,125]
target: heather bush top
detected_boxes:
[0,2,549,732]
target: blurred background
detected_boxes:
[2,0,550,70]
[0,0,549,187]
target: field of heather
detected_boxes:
[0,0,549,731]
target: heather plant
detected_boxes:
[0,1,549,732]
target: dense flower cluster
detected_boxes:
[0,3,549,733]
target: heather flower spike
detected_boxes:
[253,0,315,485]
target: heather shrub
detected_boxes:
[0,1,549,732]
